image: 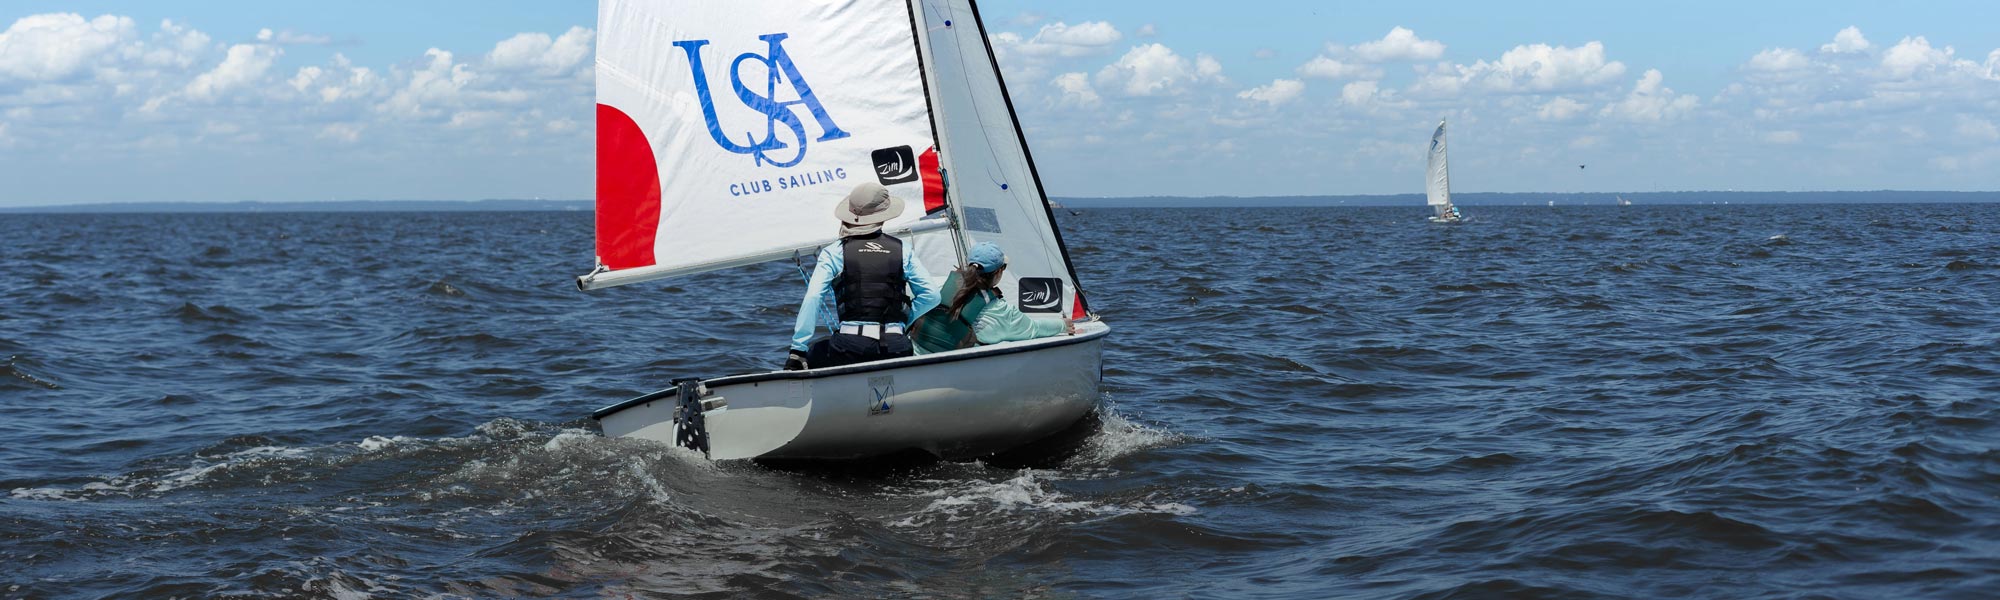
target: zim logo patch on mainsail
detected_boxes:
[674,33,850,168]
[871,145,918,185]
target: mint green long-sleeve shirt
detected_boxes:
[970,290,1067,345]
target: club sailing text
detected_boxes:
[729,167,848,197]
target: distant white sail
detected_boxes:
[1425,119,1456,221]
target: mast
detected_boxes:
[904,0,970,267]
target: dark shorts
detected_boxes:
[807,333,913,369]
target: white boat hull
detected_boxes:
[595,321,1108,460]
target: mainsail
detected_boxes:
[584,0,1085,319]
[1425,119,1453,219]
[587,0,947,289]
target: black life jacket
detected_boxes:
[834,232,909,324]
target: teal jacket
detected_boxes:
[968,290,1067,345]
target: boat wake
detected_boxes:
[7,419,712,506]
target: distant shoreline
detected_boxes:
[3,191,1998,213]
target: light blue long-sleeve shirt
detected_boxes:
[790,239,941,351]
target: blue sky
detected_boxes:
[1,1,1997,206]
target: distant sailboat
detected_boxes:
[1425,119,1464,223]
[1616,195,1631,206]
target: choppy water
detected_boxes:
[2,203,1997,598]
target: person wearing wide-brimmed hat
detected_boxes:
[786,182,941,370]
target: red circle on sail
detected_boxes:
[596,104,661,270]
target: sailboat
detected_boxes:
[1425,119,1463,223]
[580,0,1107,460]
[1616,195,1631,206]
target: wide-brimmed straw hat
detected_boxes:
[835,182,904,236]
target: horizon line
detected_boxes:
[4,190,2000,213]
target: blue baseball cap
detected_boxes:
[967,242,1006,273]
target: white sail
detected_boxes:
[586,0,950,289]
[914,0,1086,319]
[1425,119,1453,219]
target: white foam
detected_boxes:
[8,487,74,501]
[14,445,314,500]
[898,469,1198,527]
[1075,406,1187,465]
[356,435,414,452]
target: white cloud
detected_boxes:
[257,28,333,46]
[1746,48,1809,73]
[1236,78,1304,106]
[318,123,361,143]
[0,13,138,81]
[995,21,1122,59]
[1196,55,1223,79]
[1340,80,1380,106]
[1349,27,1445,62]
[446,110,504,128]
[1415,41,1626,95]
[378,48,475,117]
[1094,43,1224,96]
[1764,130,1801,144]
[299,53,383,104]
[1600,69,1697,122]
[1880,36,1954,79]
[288,65,322,92]
[1538,97,1588,121]
[1295,56,1381,80]
[1051,71,1100,108]
[1035,22,1121,49]
[1253,48,1275,60]
[1136,24,1157,38]
[1958,116,2000,141]
[487,26,593,74]
[1820,26,1872,54]
[182,43,282,102]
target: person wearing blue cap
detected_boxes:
[785,183,942,370]
[910,241,1072,353]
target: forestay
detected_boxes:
[587,0,950,290]
[915,0,1087,319]
[1426,119,1453,218]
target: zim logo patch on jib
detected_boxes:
[871,145,918,186]
[1018,278,1064,313]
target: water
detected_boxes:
[2,203,1996,598]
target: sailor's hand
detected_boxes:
[1064,318,1077,336]
[784,349,809,371]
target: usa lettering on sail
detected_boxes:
[675,34,850,169]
